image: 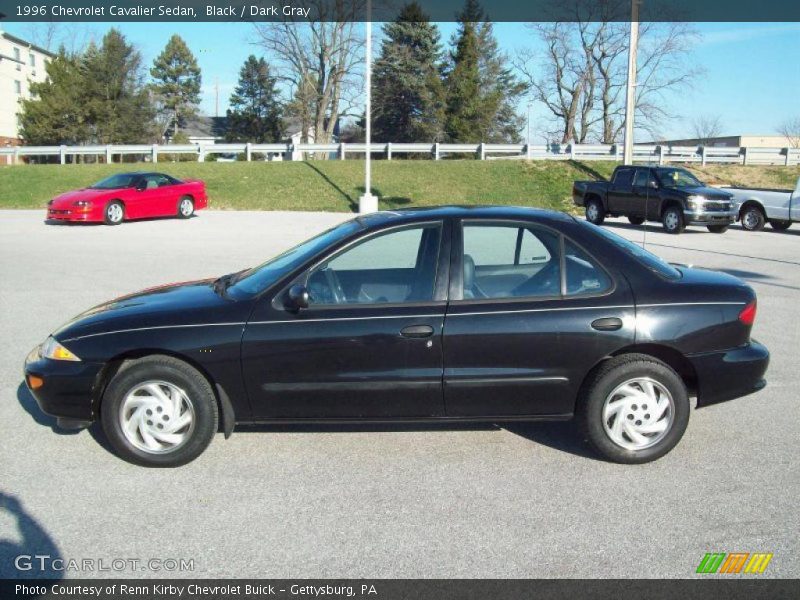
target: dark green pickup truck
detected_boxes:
[572,165,737,234]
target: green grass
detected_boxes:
[1,159,797,213]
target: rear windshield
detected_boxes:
[577,220,682,280]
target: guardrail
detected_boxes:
[1,142,798,166]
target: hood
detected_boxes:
[50,188,115,208]
[54,278,248,341]
[675,186,733,200]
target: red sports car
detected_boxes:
[46,172,208,225]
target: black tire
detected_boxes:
[585,198,605,225]
[104,200,124,226]
[577,354,690,464]
[740,205,765,231]
[628,216,645,225]
[177,196,194,219]
[706,224,729,234]
[661,206,685,234]
[770,220,792,231]
[100,355,218,467]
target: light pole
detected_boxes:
[622,0,640,165]
[358,0,378,213]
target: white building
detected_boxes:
[0,29,54,158]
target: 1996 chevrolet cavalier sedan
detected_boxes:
[24,207,769,466]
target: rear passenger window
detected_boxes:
[613,169,634,187]
[564,239,612,296]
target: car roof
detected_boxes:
[358,205,575,227]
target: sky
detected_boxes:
[4,20,799,143]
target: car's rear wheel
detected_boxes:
[585,198,605,225]
[101,355,217,467]
[104,201,124,226]
[770,219,792,231]
[661,206,685,234]
[578,355,690,464]
[177,196,194,219]
[707,224,729,233]
[740,205,765,231]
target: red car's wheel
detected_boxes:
[178,196,194,219]
[104,201,124,226]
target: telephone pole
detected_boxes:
[622,0,640,165]
[358,0,378,213]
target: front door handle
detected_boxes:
[400,325,434,338]
[591,317,623,331]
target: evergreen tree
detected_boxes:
[150,34,201,138]
[226,56,283,143]
[82,29,155,144]
[372,2,445,143]
[444,13,482,142]
[18,49,91,145]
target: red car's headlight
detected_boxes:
[73,200,93,208]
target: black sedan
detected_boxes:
[24,207,769,466]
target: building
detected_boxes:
[0,29,54,151]
[651,134,795,148]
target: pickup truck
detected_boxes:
[573,165,736,234]
[724,177,800,231]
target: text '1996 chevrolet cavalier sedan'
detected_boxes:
[24,207,769,466]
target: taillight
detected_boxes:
[738,300,757,326]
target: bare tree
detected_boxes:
[691,114,723,145]
[777,116,800,149]
[253,1,365,152]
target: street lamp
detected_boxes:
[358,0,378,213]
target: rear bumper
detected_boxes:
[689,341,769,407]
[23,345,103,421]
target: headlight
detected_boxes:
[41,336,81,361]
[686,195,706,211]
[73,200,92,208]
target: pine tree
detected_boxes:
[150,34,201,138]
[18,49,91,145]
[226,56,283,143]
[82,29,155,144]
[372,2,445,143]
[444,13,482,142]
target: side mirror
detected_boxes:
[136,182,146,192]
[286,284,309,311]
[648,180,659,189]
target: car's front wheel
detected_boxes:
[585,198,605,225]
[661,206,685,234]
[578,355,690,464]
[628,216,645,225]
[101,355,218,467]
[707,224,729,233]
[104,201,124,225]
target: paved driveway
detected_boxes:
[1,211,797,578]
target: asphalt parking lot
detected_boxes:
[1,210,798,579]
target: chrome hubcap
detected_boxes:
[119,381,195,454]
[602,377,673,450]
[665,212,678,230]
[107,204,123,222]
[586,204,598,221]
[744,211,759,229]
[180,199,193,216]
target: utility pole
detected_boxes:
[622,0,640,165]
[358,0,378,213]
[215,77,219,118]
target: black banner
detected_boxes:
[2,579,800,600]
[1,0,799,23]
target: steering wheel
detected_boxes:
[323,268,346,304]
[511,261,560,297]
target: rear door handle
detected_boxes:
[591,317,623,331]
[400,325,434,338]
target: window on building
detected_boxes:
[13,47,21,70]
[29,53,36,67]
[14,80,22,95]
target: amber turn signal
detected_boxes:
[27,374,44,389]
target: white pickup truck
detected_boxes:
[725,176,800,231]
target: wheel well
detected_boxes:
[739,200,764,219]
[91,349,233,434]
[584,193,602,205]
[660,200,682,217]
[577,344,699,407]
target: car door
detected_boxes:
[443,220,634,417]
[240,220,450,419]
[631,168,658,219]
[128,174,166,218]
[607,167,635,214]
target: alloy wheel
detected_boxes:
[602,377,674,450]
[179,198,194,217]
[107,204,123,223]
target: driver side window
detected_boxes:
[306,224,442,306]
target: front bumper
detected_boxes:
[46,207,99,222]
[683,209,737,226]
[23,345,103,422]
[688,341,769,407]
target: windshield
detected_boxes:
[578,220,681,280]
[656,168,703,189]
[226,219,363,298]
[90,174,140,190]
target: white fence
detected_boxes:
[1,141,798,166]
